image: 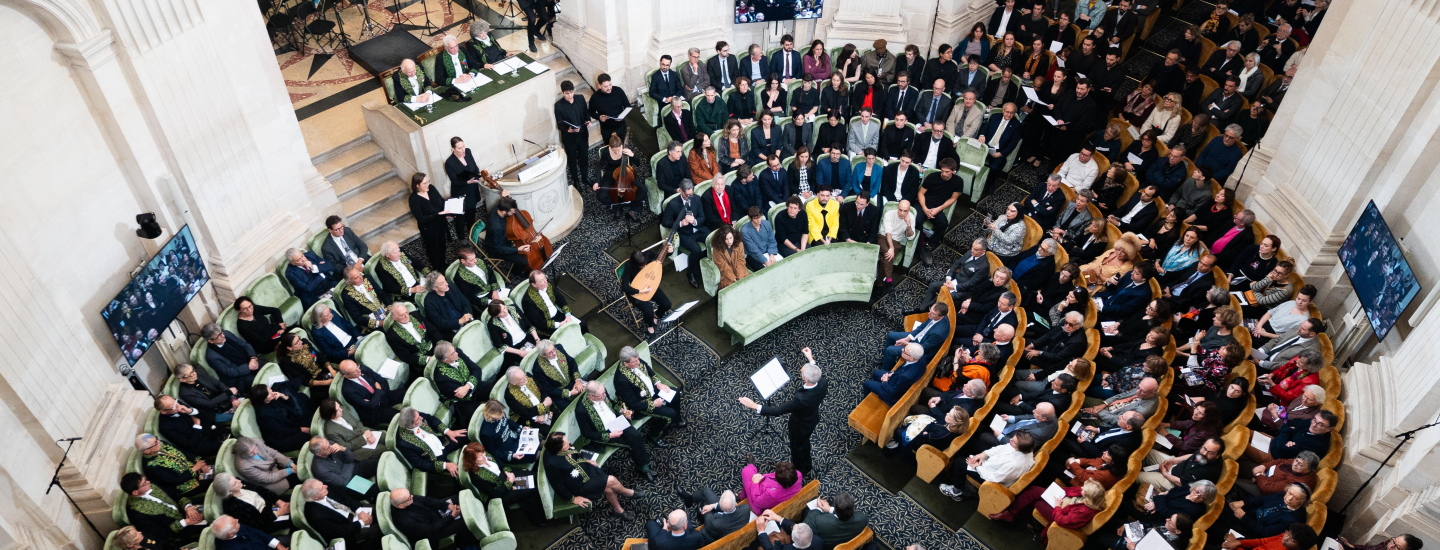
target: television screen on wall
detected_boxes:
[101,225,209,365]
[1338,201,1422,340]
[735,0,823,23]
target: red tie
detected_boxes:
[357,377,374,394]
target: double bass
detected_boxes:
[504,204,554,272]
[609,147,638,205]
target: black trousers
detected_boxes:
[420,516,477,548]
[598,426,651,469]
[746,256,767,271]
[640,404,682,439]
[488,249,532,276]
[789,419,818,475]
[676,230,704,278]
[499,487,546,525]
[630,289,673,326]
[561,133,590,185]
[921,206,950,249]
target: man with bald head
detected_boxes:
[383,302,432,369]
[1084,377,1160,429]
[677,487,752,544]
[339,264,392,335]
[864,342,928,406]
[154,395,227,457]
[212,514,288,550]
[338,359,404,427]
[991,324,1017,359]
[389,487,476,547]
[576,380,656,481]
[972,401,1060,452]
[392,58,436,104]
[646,509,703,550]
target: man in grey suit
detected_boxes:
[308,437,379,508]
[1253,318,1324,372]
[233,437,297,497]
[677,488,752,544]
[1050,190,1096,242]
[679,47,710,100]
[945,91,986,139]
[320,215,370,268]
[847,108,881,155]
[1083,378,1160,429]
[969,402,1059,451]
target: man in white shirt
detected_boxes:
[391,59,435,105]
[1057,145,1100,192]
[520,271,583,338]
[377,241,426,302]
[939,431,1036,501]
[877,199,916,284]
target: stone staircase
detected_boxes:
[308,48,592,253]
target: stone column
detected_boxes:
[824,0,909,46]
[554,0,629,88]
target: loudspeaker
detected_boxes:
[135,213,162,239]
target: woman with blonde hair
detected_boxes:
[892,406,971,453]
[1081,232,1143,285]
[989,478,1109,529]
[1139,92,1184,143]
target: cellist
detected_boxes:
[485,197,538,271]
[594,134,643,219]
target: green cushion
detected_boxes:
[356,333,409,387]
[215,439,236,475]
[377,451,411,491]
[717,242,879,344]
[306,228,329,254]
[231,400,260,439]
[403,378,450,426]
[376,490,407,545]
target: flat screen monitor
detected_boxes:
[1338,201,1422,340]
[102,225,209,365]
[735,0,823,23]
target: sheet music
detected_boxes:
[1136,529,1172,550]
[267,375,286,386]
[663,300,699,323]
[990,415,1008,433]
[525,61,549,74]
[1044,115,1060,126]
[750,357,791,400]
[452,77,482,94]
[1128,152,1144,165]
[616,107,633,120]
[603,414,632,432]
[541,242,567,271]
[1022,86,1043,104]
[443,198,466,215]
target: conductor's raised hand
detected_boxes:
[801,347,814,362]
[738,396,760,410]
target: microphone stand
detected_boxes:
[1337,419,1440,519]
[1226,134,1260,192]
[48,437,105,541]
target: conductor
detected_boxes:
[738,347,828,478]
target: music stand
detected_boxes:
[749,357,790,437]
[326,0,354,50]
[351,0,386,38]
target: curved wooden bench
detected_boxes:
[915,361,1018,482]
[847,292,957,448]
[618,479,820,550]
[717,242,879,345]
[977,368,1095,515]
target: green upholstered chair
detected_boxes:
[716,242,880,344]
[402,377,452,427]
[296,440,314,480]
[197,526,216,550]
[218,304,239,337]
[126,449,143,475]
[381,69,399,104]
[306,228,329,254]
[460,490,518,550]
[102,531,120,550]
[230,400,261,440]
[552,317,606,379]
[355,332,409,388]
[377,450,427,496]
[289,531,327,550]
[111,489,129,527]
[189,338,221,381]
[658,180,714,242]
[215,439,236,475]
[454,321,506,383]
[274,256,297,295]
[643,150,669,215]
[509,279,532,320]
[245,273,303,326]
[203,479,223,522]
[537,399,597,521]
[289,485,322,540]
[144,410,160,441]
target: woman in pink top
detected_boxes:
[803,40,833,82]
[740,460,804,514]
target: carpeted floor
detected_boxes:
[387,6,1218,548]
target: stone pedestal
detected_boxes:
[824,0,909,46]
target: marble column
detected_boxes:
[824,0,909,46]
[555,0,629,87]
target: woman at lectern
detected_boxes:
[408,172,452,270]
[445,137,484,235]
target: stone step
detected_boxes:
[317,139,383,182]
[341,175,409,220]
[363,224,419,252]
[331,158,398,201]
[310,133,372,166]
[350,198,415,245]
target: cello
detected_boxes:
[609,141,638,205]
[503,201,554,272]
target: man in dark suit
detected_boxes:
[758,156,789,208]
[320,216,370,268]
[988,0,1021,37]
[308,437,379,507]
[1201,41,1245,82]
[983,69,1021,107]
[154,395,227,458]
[388,488,476,548]
[662,181,708,288]
[422,274,474,343]
[337,360,403,428]
[992,374,1076,417]
[449,247,503,313]
[699,176,741,232]
[390,59,435,104]
[1011,241,1059,293]
[174,363,236,426]
[211,515,284,550]
[878,113,917,159]
[913,125,958,169]
[878,151,922,206]
[284,248,339,310]
[309,304,358,365]
[738,45,768,84]
[882,302,952,366]
[660,98,696,144]
[432,36,476,93]
[1090,53,1129,108]
[922,45,960,97]
[966,403,1058,455]
[1202,77,1244,125]
[768,34,804,81]
[954,292,1018,347]
[1147,50,1186,97]
[1162,254,1217,310]
[201,323,260,395]
[646,510,704,550]
[1021,311,1089,371]
[1063,410,1144,460]
[649,55,684,108]
[977,102,1021,177]
[1100,0,1139,43]
[884,73,920,122]
[706,41,740,89]
[864,342,927,405]
[738,347,829,476]
[249,380,312,453]
[838,194,881,243]
[1021,175,1068,228]
[383,304,432,369]
[957,56,987,95]
[1106,185,1160,234]
[677,488,752,545]
[1095,264,1157,322]
[913,80,953,131]
[300,479,382,550]
[576,381,656,479]
[928,238,991,303]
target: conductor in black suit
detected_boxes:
[738,348,828,477]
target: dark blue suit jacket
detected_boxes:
[908,317,952,359]
[874,360,925,405]
[648,69,683,103]
[768,49,804,80]
[1095,274,1153,321]
[285,251,337,309]
[254,380,311,452]
[646,518,704,550]
[340,365,399,427]
[815,156,852,191]
[310,315,359,365]
[1022,186,1068,229]
[216,524,282,550]
[758,167,788,207]
[978,115,1021,169]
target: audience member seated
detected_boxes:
[394,406,469,496]
[389,487,478,549]
[1138,438,1224,491]
[1161,252,1217,311]
[1222,522,1320,550]
[202,323,260,390]
[1257,348,1325,411]
[740,458,804,515]
[300,479,382,550]
[1051,190,1096,246]
[276,333,336,390]
[521,271,583,338]
[1060,410,1145,466]
[1263,411,1336,462]
[1058,146,1101,192]
[375,242,428,303]
[337,265,391,336]
[838,193,881,245]
[284,247,339,310]
[954,268,1014,323]
[317,398,387,461]
[804,187,842,246]
[616,345,685,441]
[451,247,505,313]
[337,360,404,428]
[174,363,238,425]
[1095,263,1158,322]
[1167,170,1212,218]
[675,487,752,545]
[309,303,358,366]
[1011,354,1091,403]
[211,474,290,534]
[487,299,539,368]
[321,215,370,269]
[1083,377,1160,430]
[1012,240,1059,293]
[1019,311,1089,372]
[1215,378,1253,427]
[891,406,972,454]
[774,196,811,258]
[1108,185,1161,235]
[977,401,1062,453]
[154,395,227,458]
[646,508,702,550]
[753,510,820,550]
[546,431,650,519]
[120,473,205,546]
[1176,340,1244,401]
[865,341,929,406]
[136,433,211,501]
[249,380,312,453]
[504,366,557,434]
[234,296,286,355]
[1207,210,1260,269]
[1093,165,1131,215]
[577,381,657,481]
[1251,286,1317,348]
[1162,401,1228,457]
[233,436,297,498]
[956,290,1019,347]
[1101,299,1171,350]
[1234,451,1320,498]
[383,303,431,369]
[804,490,870,548]
[740,206,782,271]
[988,479,1106,527]
[476,399,538,470]
[1095,347,1169,398]
[1230,234,1282,285]
[432,341,490,430]
[460,441,544,525]
[1082,233,1143,286]
[1137,482,1213,532]
[928,239,992,304]
[1223,483,1312,539]
[1238,261,1295,319]
[939,430,1036,501]
[420,273,473,342]
[1174,305,1241,364]
[983,203,1028,266]
[1063,444,1134,489]
[701,174,740,233]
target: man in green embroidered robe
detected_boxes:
[614,346,685,446]
[390,59,436,104]
[137,433,212,502]
[503,366,556,435]
[576,381,657,481]
[121,473,206,546]
[519,271,587,338]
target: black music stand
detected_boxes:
[350,0,386,38]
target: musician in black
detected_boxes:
[661,180,707,289]
[485,197,534,272]
[621,243,675,335]
[554,81,593,188]
[594,134,644,218]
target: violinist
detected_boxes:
[554,81,593,188]
[661,180,707,289]
[485,197,535,272]
[594,134,643,219]
[445,137,484,234]
[621,244,675,334]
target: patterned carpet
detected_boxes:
[388,6,1216,548]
